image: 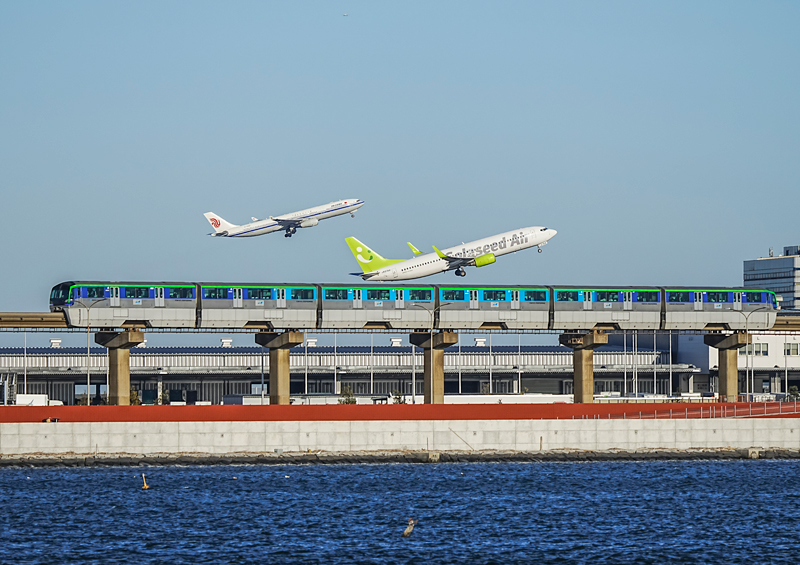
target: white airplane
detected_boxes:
[346,226,557,281]
[204,199,364,238]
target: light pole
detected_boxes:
[413,302,451,403]
[736,307,769,401]
[75,298,108,405]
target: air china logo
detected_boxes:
[210,218,221,228]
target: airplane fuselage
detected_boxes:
[361,227,556,281]
[215,199,363,237]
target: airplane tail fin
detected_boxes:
[345,237,402,273]
[204,212,237,235]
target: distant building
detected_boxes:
[744,245,800,310]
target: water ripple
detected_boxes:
[2,461,800,564]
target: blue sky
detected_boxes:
[1,2,798,347]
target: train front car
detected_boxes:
[318,285,434,330]
[436,286,550,330]
[49,282,74,312]
[663,288,777,331]
[551,287,662,331]
[51,282,199,328]
[197,284,318,330]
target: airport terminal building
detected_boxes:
[2,334,799,405]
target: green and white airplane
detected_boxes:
[346,226,557,281]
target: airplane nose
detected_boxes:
[549,229,557,239]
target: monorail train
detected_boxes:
[49,282,778,331]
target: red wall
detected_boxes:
[0,402,774,423]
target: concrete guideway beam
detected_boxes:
[94,331,145,406]
[705,333,748,402]
[559,330,609,404]
[255,331,304,405]
[410,331,459,405]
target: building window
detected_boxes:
[785,343,800,356]
[740,343,769,356]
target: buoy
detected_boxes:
[141,473,150,490]
[402,518,418,538]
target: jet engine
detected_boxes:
[299,218,319,228]
[474,253,496,267]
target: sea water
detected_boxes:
[1,460,798,564]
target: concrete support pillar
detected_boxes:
[559,330,609,404]
[255,331,304,405]
[95,331,144,406]
[705,333,748,402]
[409,331,458,404]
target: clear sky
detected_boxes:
[1,2,798,347]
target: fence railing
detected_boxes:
[572,401,800,420]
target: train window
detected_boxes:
[324,289,348,300]
[668,292,691,303]
[557,291,579,302]
[707,292,729,303]
[442,290,465,301]
[637,291,659,303]
[367,289,391,301]
[124,287,149,299]
[408,289,432,301]
[203,288,228,300]
[745,292,763,303]
[86,287,105,299]
[596,291,619,302]
[50,284,72,305]
[290,288,315,300]
[483,290,506,301]
[524,290,547,302]
[169,287,194,299]
[248,288,272,300]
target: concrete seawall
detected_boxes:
[2,417,799,458]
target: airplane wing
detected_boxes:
[432,246,475,270]
[269,215,302,228]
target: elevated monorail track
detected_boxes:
[0,311,798,333]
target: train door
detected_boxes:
[110,287,120,307]
[276,288,286,309]
[232,288,243,308]
[353,289,363,309]
[733,292,742,311]
[510,290,520,310]
[694,292,703,311]
[469,290,479,310]
[395,289,404,309]
[155,287,165,308]
[623,291,633,311]
[583,291,592,310]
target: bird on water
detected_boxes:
[141,474,150,490]
[402,518,418,538]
